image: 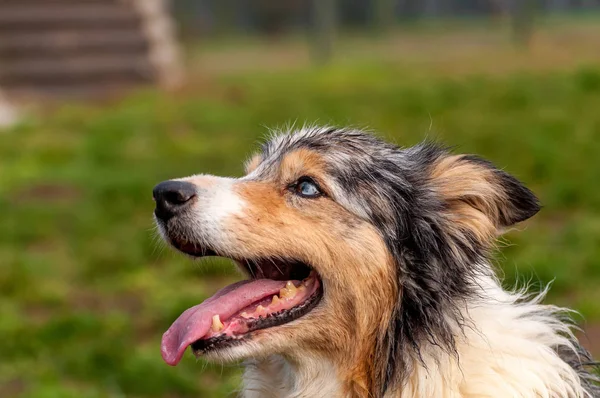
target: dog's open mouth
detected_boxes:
[160,247,324,366]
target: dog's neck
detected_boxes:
[242,354,346,398]
[240,276,589,398]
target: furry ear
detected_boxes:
[429,153,540,243]
[245,153,263,174]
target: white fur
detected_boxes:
[394,273,589,398]
[242,355,342,398]
[176,174,246,254]
[239,272,591,398]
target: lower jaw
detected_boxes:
[191,284,323,355]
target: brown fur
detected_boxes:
[429,154,536,257]
[180,149,537,395]
[232,149,396,395]
[244,154,263,175]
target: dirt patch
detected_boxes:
[12,182,82,204]
[0,378,26,397]
[189,22,600,79]
[576,322,600,357]
[23,303,57,325]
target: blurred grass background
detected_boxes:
[2,15,600,398]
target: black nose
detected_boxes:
[153,180,197,220]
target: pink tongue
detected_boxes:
[161,279,290,366]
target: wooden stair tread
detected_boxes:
[0,30,148,58]
[0,4,140,29]
[0,55,153,78]
[0,0,183,100]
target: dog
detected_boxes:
[153,126,599,397]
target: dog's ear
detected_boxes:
[428,153,540,243]
[245,153,263,174]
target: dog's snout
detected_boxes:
[153,180,197,220]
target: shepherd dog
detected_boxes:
[153,126,599,397]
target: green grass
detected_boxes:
[2,58,600,396]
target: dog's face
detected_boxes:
[154,127,539,392]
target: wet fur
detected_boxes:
[158,126,599,397]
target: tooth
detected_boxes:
[298,284,306,292]
[271,295,281,305]
[280,281,298,299]
[211,315,224,332]
[256,305,266,314]
[241,312,251,319]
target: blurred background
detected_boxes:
[1,0,600,397]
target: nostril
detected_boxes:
[163,189,195,205]
[153,180,197,219]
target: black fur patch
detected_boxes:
[557,342,600,397]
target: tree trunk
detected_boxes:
[581,0,596,9]
[547,0,571,12]
[311,0,336,64]
[372,0,396,33]
[423,0,440,16]
[512,0,536,48]
[214,0,236,35]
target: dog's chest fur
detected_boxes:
[242,355,343,398]
[238,278,598,398]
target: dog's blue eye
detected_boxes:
[294,178,321,198]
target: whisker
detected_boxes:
[268,257,284,276]
[245,259,256,278]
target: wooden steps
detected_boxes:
[0,4,140,30]
[0,0,181,100]
[0,30,148,57]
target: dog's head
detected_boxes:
[154,127,539,393]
